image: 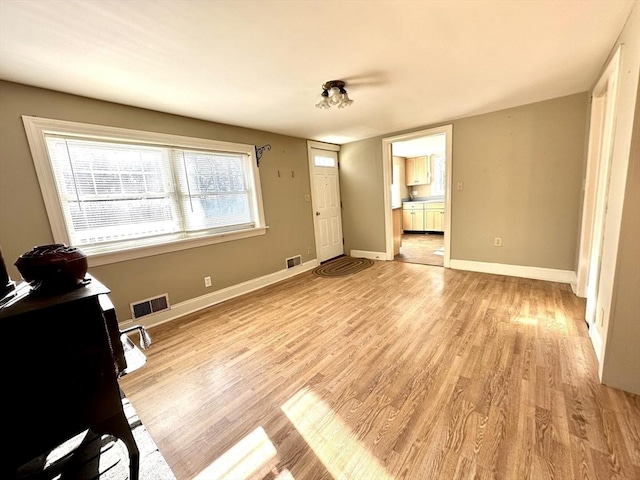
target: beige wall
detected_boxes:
[451,94,588,269]
[341,93,589,270]
[0,81,316,322]
[340,139,387,253]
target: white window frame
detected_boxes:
[22,116,268,266]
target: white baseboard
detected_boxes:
[449,259,577,284]
[350,250,388,261]
[119,259,319,329]
[570,281,579,295]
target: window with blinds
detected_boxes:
[23,116,266,263]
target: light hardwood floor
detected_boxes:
[395,233,445,267]
[119,261,640,480]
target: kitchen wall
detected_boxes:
[0,81,316,322]
[408,185,433,199]
[340,92,589,271]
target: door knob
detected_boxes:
[316,212,320,216]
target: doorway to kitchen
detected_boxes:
[382,125,452,267]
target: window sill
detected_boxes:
[86,226,269,267]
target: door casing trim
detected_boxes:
[307,140,342,263]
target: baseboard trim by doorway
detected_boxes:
[350,250,389,261]
[450,259,576,284]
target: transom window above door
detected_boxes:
[314,155,336,168]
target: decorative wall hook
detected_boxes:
[255,144,272,167]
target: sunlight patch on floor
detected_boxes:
[513,316,539,326]
[193,426,288,480]
[282,387,393,480]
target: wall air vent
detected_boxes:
[130,293,170,319]
[286,255,302,269]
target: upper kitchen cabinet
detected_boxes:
[405,156,430,186]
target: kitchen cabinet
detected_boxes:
[405,156,430,186]
[403,203,425,231]
[404,201,444,232]
[425,202,445,232]
[1,276,141,479]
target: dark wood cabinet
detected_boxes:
[1,275,139,479]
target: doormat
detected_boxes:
[312,256,375,277]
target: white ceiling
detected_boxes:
[0,0,635,145]
[392,133,445,158]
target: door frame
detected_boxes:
[307,140,342,262]
[576,46,621,298]
[382,125,453,265]
[575,45,622,365]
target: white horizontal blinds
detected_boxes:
[44,135,256,249]
[45,136,179,246]
[174,149,253,232]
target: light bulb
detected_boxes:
[315,96,330,109]
[328,87,342,106]
[338,91,353,108]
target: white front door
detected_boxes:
[309,147,343,263]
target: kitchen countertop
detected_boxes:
[403,197,445,205]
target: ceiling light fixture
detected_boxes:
[315,80,354,110]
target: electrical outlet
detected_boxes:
[307,246,312,254]
[456,181,464,191]
[204,276,212,287]
[494,237,502,247]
